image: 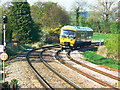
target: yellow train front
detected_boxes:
[60,26,93,49]
[60,26,77,49]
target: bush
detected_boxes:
[104,35,118,55]
[6,46,19,57]
[41,26,61,44]
[110,21,119,34]
[11,79,18,84]
[6,44,33,58]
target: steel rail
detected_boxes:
[56,50,119,90]
[39,49,83,89]
[66,51,120,81]
[26,48,53,89]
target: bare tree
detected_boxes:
[90,0,119,33]
[92,0,119,22]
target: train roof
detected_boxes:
[61,26,93,31]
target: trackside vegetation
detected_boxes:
[0,1,119,63]
[104,36,118,59]
[84,51,120,70]
[1,1,119,45]
[6,44,33,58]
[84,33,119,70]
[6,2,35,44]
[93,33,117,41]
[93,33,119,60]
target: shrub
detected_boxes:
[41,25,61,44]
[110,21,118,34]
[11,79,18,84]
[104,35,118,55]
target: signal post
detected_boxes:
[0,15,8,83]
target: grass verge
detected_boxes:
[0,44,34,68]
[93,33,118,41]
[6,44,34,58]
[84,50,120,70]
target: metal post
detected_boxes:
[3,61,5,83]
[3,24,6,48]
[3,24,6,83]
[99,39,101,46]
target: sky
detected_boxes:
[28,0,96,11]
[0,0,96,11]
[1,0,119,11]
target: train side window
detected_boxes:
[77,31,81,41]
[87,31,93,39]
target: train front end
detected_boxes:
[60,28,76,49]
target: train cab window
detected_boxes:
[61,30,75,39]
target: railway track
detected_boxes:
[25,44,119,89]
[26,45,83,89]
[66,51,120,81]
[55,50,119,90]
[26,47,53,89]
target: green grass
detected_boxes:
[5,43,58,58]
[0,81,3,83]
[84,51,120,70]
[93,33,118,41]
[6,44,33,58]
[1,63,11,67]
[0,44,34,67]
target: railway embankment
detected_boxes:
[93,33,118,61]
[1,44,119,89]
[5,49,42,88]
[82,45,120,71]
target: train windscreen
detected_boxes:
[61,30,75,39]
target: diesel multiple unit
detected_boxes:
[60,26,93,49]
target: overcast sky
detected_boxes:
[1,0,96,11]
[28,0,96,11]
[1,0,119,11]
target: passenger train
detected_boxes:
[60,26,93,49]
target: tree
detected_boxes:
[79,15,87,27]
[92,0,118,22]
[30,1,70,28]
[6,1,34,44]
[71,0,89,26]
[110,21,119,34]
[91,0,119,33]
[41,25,62,44]
[0,2,12,43]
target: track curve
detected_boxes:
[26,48,53,89]
[26,45,83,89]
[55,50,119,90]
[67,51,120,81]
[39,48,83,89]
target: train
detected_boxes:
[60,26,93,49]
